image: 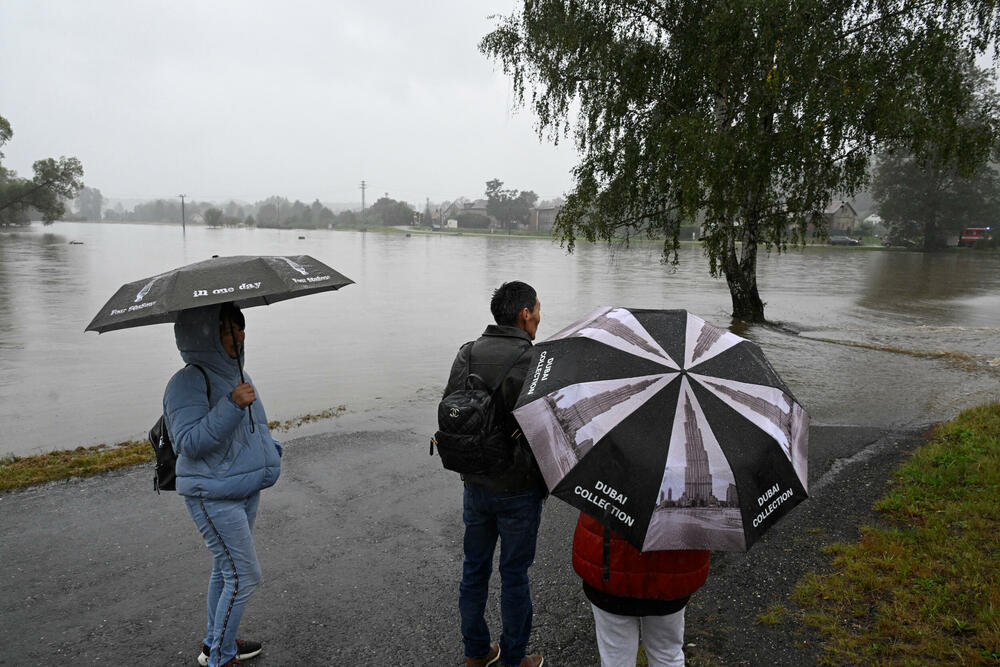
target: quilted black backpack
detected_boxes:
[150,364,209,493]
[431,346,522,475]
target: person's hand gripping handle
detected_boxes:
[231,382,256,409]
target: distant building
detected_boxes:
[726,483,739,505]
[463,199,491,219]
[439,198,563,231]
[656,396,739,510]
[678,398,716,506]
[545,376,659,469]
[530,206,562,232]
[824,201,858,234]
[441,197,496,229]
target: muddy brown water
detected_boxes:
[1,222,998,457]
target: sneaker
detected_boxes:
[198,658,242,667]
[197,639,263,666]
[466,642,500,667]
[516,656,543,667]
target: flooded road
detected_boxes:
[1,222,998,456]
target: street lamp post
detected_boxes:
[178,194,187,233]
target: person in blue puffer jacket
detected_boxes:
[163,302,282,667]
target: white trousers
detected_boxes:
[591,604,686,667]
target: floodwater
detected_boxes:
[1,221,998,457]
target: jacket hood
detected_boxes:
[174,304,244,379]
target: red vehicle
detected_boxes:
[958,227,992,247]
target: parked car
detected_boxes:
[828,235,861,246]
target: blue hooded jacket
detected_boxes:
[163,304,282,499]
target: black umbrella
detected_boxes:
[86,254,354,431]
[85,254,353,333]
[512,307,809,552]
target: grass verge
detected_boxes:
[0,405,346,493]
[0,441,151,492]
[789,403,1000,664]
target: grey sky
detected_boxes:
[0,0,578,206]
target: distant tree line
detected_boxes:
[90,194,420,230]
[65,179,566,232]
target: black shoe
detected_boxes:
[197,639,263,666]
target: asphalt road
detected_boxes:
[0,423,926,665]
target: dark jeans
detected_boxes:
[460,485,545,667]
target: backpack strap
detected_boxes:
[465,342,525,396]
[166,364,211,434]
[187,363,211,401]
[456,341,474,388]
[468,345,527,446]
[155,364,212,494]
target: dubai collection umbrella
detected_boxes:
[512,307,809,552]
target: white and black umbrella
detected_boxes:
[512,307,809,552]
[85,254,353,333]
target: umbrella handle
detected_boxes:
[602,517,612,582]
[230,319,255,433]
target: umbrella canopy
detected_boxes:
[512,307,809,552]
[86,255,353,333]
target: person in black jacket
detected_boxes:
[444,281,546,667]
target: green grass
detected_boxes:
[756,603,787,626]
[789,403,1000,665]
[0,405,346,492]
[0,441,152,491]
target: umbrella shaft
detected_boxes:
[229,319,254,433]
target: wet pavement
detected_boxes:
[0,422,927,665]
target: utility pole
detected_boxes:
[359,180,367,222]
[178,194,187,233]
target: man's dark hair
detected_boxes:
[490,281,537,326]
[219,302,246,331]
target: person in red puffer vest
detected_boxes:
[571,513,710,667]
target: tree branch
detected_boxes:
[837,0,942,41]
[0,178,60,213]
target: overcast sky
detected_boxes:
[0,0,579,207]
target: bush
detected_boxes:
[457,213,491,229]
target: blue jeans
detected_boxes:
[460,486,545,667]
[185,493,262,667]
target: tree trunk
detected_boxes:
[923,207,945,251]
[721,237,766,323]
[724,262,766,322]
[922,178,946,252]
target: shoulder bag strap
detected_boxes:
[162,364,212,452]
[466,342,526,396]
[186,363,211,402]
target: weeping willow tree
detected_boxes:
[481,1,1000,322]
[0,115,84,226]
